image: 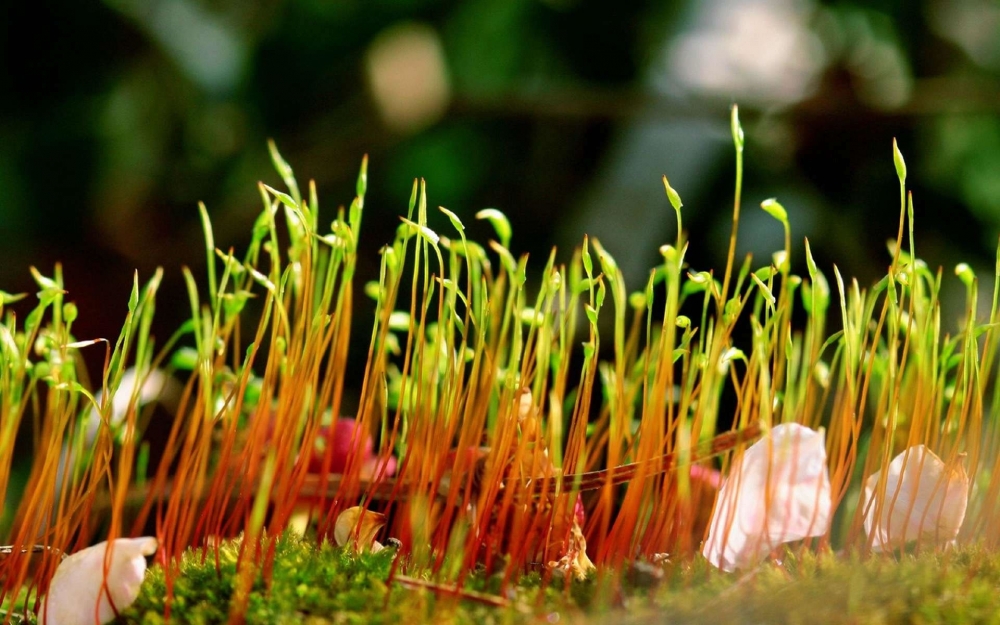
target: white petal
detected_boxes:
[702,424,831,571]
[85,368,174,443]
[863,445,969,552]
[40,537,157,625]
[334,507,387,552]
[762,425,831,543]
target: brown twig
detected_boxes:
[0,545,67,560]
[93,423,762,513]
[392,574,509,608]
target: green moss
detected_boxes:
[118,533,583,625]
[629,547,1000,625]
[115,535,1000,625]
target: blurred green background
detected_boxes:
[2,0,1000,372]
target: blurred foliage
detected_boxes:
[1,0,999,362]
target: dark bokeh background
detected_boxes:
[2,0,1000,381]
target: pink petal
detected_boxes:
[863,445,969,552]
[308,418,375,474]
[702,423,831,571]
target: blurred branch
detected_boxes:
[448,76,1000,121]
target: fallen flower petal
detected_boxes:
[863,445,969,552]
[308,418,397,478]
[58,368,179,493]
[84,368,178,443]
[361,453,398,481]
[334,506,388,553]
[702,423,831,571]
[39,536,158,625]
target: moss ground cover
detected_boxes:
[117,532,1000,625]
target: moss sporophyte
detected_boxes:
[1,106,997,624]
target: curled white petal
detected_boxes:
[57,369,180,495]
[863,445,969,552]
[334,507,387,553]
[702,423,832,571]
[40,536,158,625]
[85,368,177,443]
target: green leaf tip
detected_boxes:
[356,154,369,199]
[0,290,27,305]
[128,271,140,312]
[628,291,647,310]
[30,266,59,291]
[475,208,512,249]
[267,139,290,175]
[268,139,301,203]
[662,176,683,212]
[439,206,465,234]
[660,244,678,263]
[751,272,776,311]
[804,238,818,276]
[407,179,419,220]
[731,104,744,151]
[760,198,787,224]
[955,262,975,288]
[892,138,906,184]
[400,218,440,247]
[262,184,297,210]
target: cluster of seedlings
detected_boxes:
[0,106,997,623]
